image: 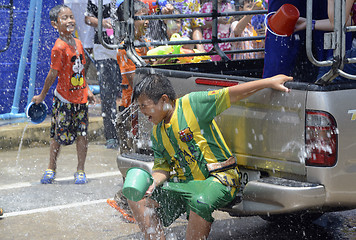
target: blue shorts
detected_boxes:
[50,96,89,145]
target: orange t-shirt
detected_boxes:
[50,38,88,104]
[117,39,151,108]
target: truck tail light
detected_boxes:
[305,110,338,167]
[195,78,238,87]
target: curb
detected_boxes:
[0,117,105,151]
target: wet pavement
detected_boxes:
[0,104,186,239]
[0,143,134,240]
[1,104,356,239]
[0,139,232,240]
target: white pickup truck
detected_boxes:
[100,0,356,223]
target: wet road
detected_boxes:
[1,142,356,239]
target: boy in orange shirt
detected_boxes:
[116,0,152,151]
[32,4,95,184]
[116,0,151,110]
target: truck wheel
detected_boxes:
[260,212,324,225]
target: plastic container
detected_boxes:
[26,101,48,124]
[122,167,153,202]
[266,4,300,37]
[106,28,114,38]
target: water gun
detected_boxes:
[177,49,211,64]
[168,33,190,63]
[177,48,194,64]
[147,34,183,62]
[170,34,211,63]
[190,49,211,63]
[170,33,189,52]
[147,34,183,57]
[147,45,173,56]
[147,33,211,64]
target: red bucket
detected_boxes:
[267,4,300,37]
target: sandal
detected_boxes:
[74,171,88,184]
[40,169,56,184]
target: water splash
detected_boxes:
[281,140,307,164]
[16,122,29,166]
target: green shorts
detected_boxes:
[151,176,237,227]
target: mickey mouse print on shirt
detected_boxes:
[70,54,85,91]
[50,38,88,104]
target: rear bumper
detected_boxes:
[117,153,154,178]
[224,177,326,216]
[117,153,326,216]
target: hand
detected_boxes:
[152,57,172,65]
[294,17,306,32]
[218,17,229,25]
[251,1,265,11]
[144,182,156,197]
[268,74,293,93]
[88,90,96,105]
[32,95,45,105]
[196,44,205,52]
[102,19,112,29]
[161,3,174,14]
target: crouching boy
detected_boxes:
[128,73,292,239]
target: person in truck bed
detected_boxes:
[107,0,152,224]
[127,73,292,240]
[263,0,330,82]
[294,0,356,83]
[230,0,265,60]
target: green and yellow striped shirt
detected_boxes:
[151,88,239,187]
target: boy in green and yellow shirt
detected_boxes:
[128,73,292,239]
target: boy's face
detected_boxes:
[51,7,76,37]
[166,19,182,37]
[241,0,253,11]
[137,94,168,125]
[134,8,149,38]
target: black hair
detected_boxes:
[117,0,148,17]
[49,4,70,22]
[236,0,252,8]
[132,74,176,104]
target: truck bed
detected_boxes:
[117,60,356,218]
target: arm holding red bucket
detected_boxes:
[294,0,354,33]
